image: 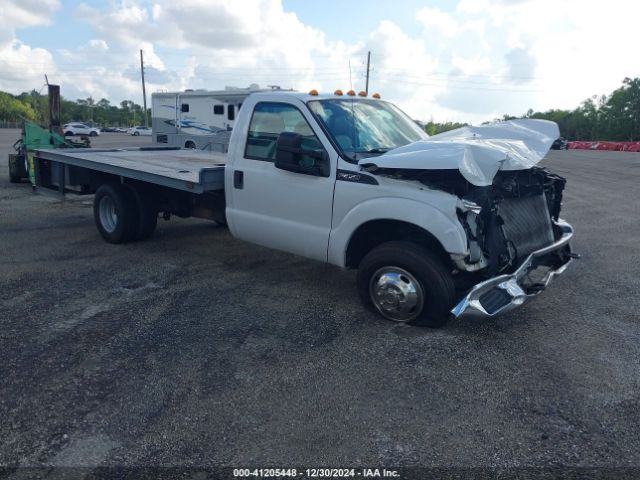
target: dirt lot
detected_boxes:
[1,129,639,473]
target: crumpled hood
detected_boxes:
[359,119,559,186]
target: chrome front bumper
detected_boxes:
[451,219,575,320]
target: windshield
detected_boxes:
[307,99,427,161]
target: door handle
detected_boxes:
[233,170,244,189]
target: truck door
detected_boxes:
[226,100,335,262]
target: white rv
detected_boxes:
[151,84,268,151]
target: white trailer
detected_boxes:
[151,84,268,152]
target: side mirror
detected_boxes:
[274,132,330,177]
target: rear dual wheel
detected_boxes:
[129,185,158,241]
[93,183,157,243]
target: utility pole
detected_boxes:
[365,51,371,95]
[140,49,148,127]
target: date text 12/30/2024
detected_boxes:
[233,468,400,478]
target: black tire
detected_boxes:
[133,132,140,136]
[126,185,158,241]
[356,241,456,327]
[93,183,140,244]
[89,131,97,137]
[8,156,23,183]
[185,141,196,149]
[64,131,73,136]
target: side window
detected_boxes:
[245,102,322,162]
[213,104,224,115]
[228,105,235,121]
[181,103,189,113]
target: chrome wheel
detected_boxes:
[369,267,424,322]
[98,195,118,233]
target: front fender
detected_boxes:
[328,197,468,267]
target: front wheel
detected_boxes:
[133,132,140,136]
[89,131,97,137]
[356,241,456,327]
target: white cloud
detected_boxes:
[470,0,640,112]
[70,0,359,102]
[0,0,60,92]
[416,7,459,37]
[503,47,536,84]
[456,0,491,14]
[0,41,56,90]
[0,0,60,45]
[451,54,492,76]
[359,21,442,120]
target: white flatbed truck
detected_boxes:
[34,90,575,327]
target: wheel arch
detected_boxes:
[328,197,468,269]
[345,219,454,270]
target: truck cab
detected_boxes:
[225,92,464,261]
[224,91,574,326]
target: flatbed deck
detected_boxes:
[35,147,227,193]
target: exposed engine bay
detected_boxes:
[363,165,571,278]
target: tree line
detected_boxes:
[423,77,640,141]
[501,77,640,141]
[0,90,149,127]
[1,76,639,140]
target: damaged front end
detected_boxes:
[450,218,573,319]
[456,167,569,276]
[451,167,575,318]
[363,165,575,319]
[359,119,576,319]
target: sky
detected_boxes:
[0,0,638,124]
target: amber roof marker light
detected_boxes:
[309,89,319,96]
[346,90,356,96]
[372,93,381,99]
[358,91,367,97]
[334,89,343,95]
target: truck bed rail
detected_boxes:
[35,147,227,193]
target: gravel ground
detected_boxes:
[0,129,639,475]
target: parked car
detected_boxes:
[551,137,568,150]
[100,126,117,133]
[63,123,100,137]
[129,126,152,136]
